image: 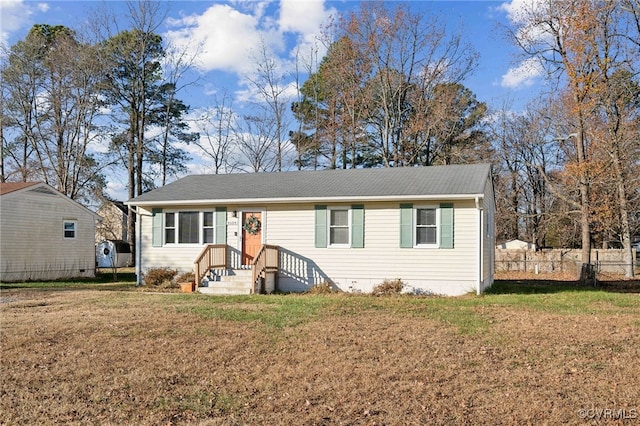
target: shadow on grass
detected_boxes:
[0,270,137,291]
[487,279,640,295]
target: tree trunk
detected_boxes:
[575,125,593,282]
[611,148,634,277]
[127,122,136,266]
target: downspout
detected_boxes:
[129,206,152,286]
[136,211,142,286]
[475,197,483,295]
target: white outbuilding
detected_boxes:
[1,182,100,282]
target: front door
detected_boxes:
[241,211,262,265]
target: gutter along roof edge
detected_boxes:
[127,193,486,207]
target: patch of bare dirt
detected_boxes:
[495,271,582,281]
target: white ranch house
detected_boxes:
[128,164,495,296]
[0,182,100,282]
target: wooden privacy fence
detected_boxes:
[495,249,637,275]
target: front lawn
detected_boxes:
[1,277,639,424]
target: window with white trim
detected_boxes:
[415,207,438,247]
[63,220,77,239]
[400,203,453,249]
[165,212,176,243]
[164,211,215,245]
[329,208,350,246]
[314,205,364,248]
[203,211,214,244]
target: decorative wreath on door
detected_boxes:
[242,214,261,235]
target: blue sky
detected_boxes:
[1,0,544,199]
[1,1,543,101]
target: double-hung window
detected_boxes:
[315,205,364,248]
[203,212,214,244]
[63,220,77,239]
[164,213,176,243]
[329,208,350,246]
[415,207,438,247]
[400,203,454,249]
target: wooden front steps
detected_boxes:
[198,268,252,295]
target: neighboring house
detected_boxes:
[95,200,129,243]
[127,164,495,296]
[496,239,537,251]
[0,182,100,282]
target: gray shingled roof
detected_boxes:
[128,163,491,205]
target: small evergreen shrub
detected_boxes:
[143,267,177,287]
[371,278,404,296]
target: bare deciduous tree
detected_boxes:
[247,39,292,172]
[235,112,279,173]
[1,24,108,203]
[192,92,240,174]
[508,0,639,277]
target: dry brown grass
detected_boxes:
[1,282,639,425]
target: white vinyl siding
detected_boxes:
[139,199,487,296]
[481,179,496,291]
[261,201,478,295]
[0,187,97,281]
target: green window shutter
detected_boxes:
[215,207,227,244]
[315,205,327,248]
[152,208,163,247]
[399,203,413,248]
[440,203,454,249]
[351,205,364,248]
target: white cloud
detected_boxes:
[279,0,330,34]
[498,0,540,25]
[498,0,551,90]
[501,57,543,89]
[0,0,36,48]
[498,0,553,46]
[165,4,262,74]
[164,1,334,77]
[104,180,128,202]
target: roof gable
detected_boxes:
[0,182,100,219]
[0,182,40,195]
[129,164,492,206]
[98,200,129,215]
